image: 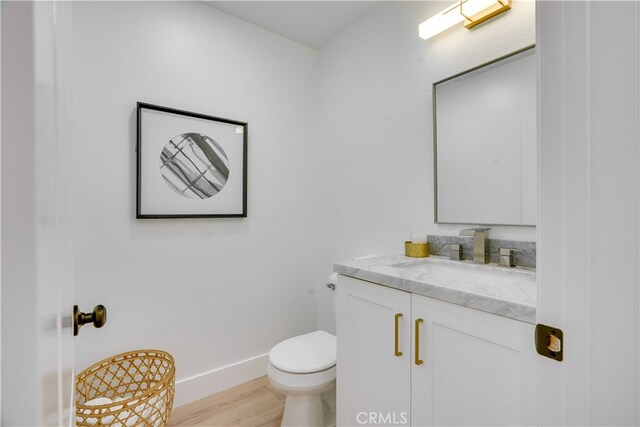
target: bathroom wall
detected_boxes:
[70,1,318,405]
[315,1,536,332]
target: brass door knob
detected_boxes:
[73,305,107,336]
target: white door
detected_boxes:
[1,1,76,424]
[411,295,538,426]
[537,1,640,425]
[336,276,412,426]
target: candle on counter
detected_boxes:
[411,233,428,244]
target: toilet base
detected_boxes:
[267,363,336,427]
[281,394,324,427]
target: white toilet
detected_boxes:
[267,283,337,426]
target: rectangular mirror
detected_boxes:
[433,45,536,226]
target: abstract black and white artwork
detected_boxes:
[160,133,230,199]
[137,103,247,218]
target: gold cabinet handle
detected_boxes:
[415,318,424,365]
[395,313,403,357]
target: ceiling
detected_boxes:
[201,1,380,49]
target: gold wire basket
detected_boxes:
[76,349,175,427]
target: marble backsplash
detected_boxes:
[427,235,536,268]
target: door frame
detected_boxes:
[1,1,75,424]
[537,1,640,424]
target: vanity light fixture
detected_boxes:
[418,0,512,40]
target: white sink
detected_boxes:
[390,258,534,288]
[334,254,537,323]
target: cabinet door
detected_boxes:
[336,276,412,426]
[411,295,538,426]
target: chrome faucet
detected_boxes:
[459,228,491,264]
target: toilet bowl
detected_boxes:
[267,330,336,427]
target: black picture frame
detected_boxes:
[136,102,248,219]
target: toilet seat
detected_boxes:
[267,363,336,393]
[269,330,336,374]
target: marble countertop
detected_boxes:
[334,255,536,324]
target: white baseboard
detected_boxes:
[173,353,269,408]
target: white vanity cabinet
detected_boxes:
[411,293,538,426]
[336,275,412,426]
[336,275,538,426]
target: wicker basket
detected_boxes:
[76,349,175,427]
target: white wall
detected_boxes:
[70,1,319,406]
[315,1,536,332]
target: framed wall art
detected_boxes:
[136,102,248,218]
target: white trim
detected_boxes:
[637,2,640,424]
[173,353,269,408]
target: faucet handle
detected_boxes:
[450,244,463,261]
[499,248,524,267]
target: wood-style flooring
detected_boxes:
[169,376,285,427]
